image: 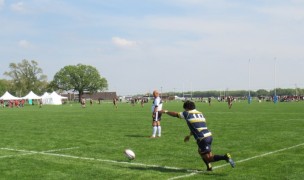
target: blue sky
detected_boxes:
[1,0,304,95]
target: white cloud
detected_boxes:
[112,37,138,47]
[11,2,26,12]
[18,40,32,48]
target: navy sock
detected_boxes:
[213,155,226,162]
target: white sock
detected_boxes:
[152,126,157,137]
[157,126,161,137]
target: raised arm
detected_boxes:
[161,110,179,118]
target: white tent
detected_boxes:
[0,91,21,100]
[50,91,63,105]
[22,91,41,100]
[41,92,67,105]
[41,92,52,104]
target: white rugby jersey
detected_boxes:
[151,96,163,112]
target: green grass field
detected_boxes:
[0,100,303,179]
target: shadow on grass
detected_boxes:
[114,164,227,177]
[128,166,195,173]
[125,134,149,138]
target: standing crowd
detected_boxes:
[0,99,25,108]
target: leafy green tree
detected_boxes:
[3,59,48,96]
[270,88,295,96]
[51,64,108,101]
[297,88,304,96]
[256,89,269,97]
[0,79,13,96]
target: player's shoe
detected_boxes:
[225,153,235,168]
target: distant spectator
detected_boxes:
[9,100,13,108]
[14,100,19,108]
[81,98,86,108]
[131,99,135,106]
[39,99,43,108]
[113,98,118,109]
[227,96,233,109]
[21,99,25,107]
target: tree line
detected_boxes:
[0,59,108,101]
[170,88,304,98]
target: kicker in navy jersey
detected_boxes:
[162,100,235,171]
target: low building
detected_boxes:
[62,92,117,101]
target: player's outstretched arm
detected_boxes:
[161,110,179,118]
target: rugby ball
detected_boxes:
[124,149,135,160]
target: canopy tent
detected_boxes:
[0,91,21,100]
[50,91,62,105]
[41,92,67,105]
[22,91,41,100]
[50,91,67,105]
[41,92,52,104]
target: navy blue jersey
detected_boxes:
[177,109,212,140]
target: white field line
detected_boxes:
[0,147,79,159]
[0,152,35,159]
[0,147,199,173]
[0,147,79,153]
[168,142,304,180]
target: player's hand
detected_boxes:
[184,135,190,142]
[161,110,168,114]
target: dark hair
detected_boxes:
[183,100,196,110]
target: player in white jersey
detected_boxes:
[150,90,163,138]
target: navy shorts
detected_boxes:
[152,111,162,121]
[197,136,213,154]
